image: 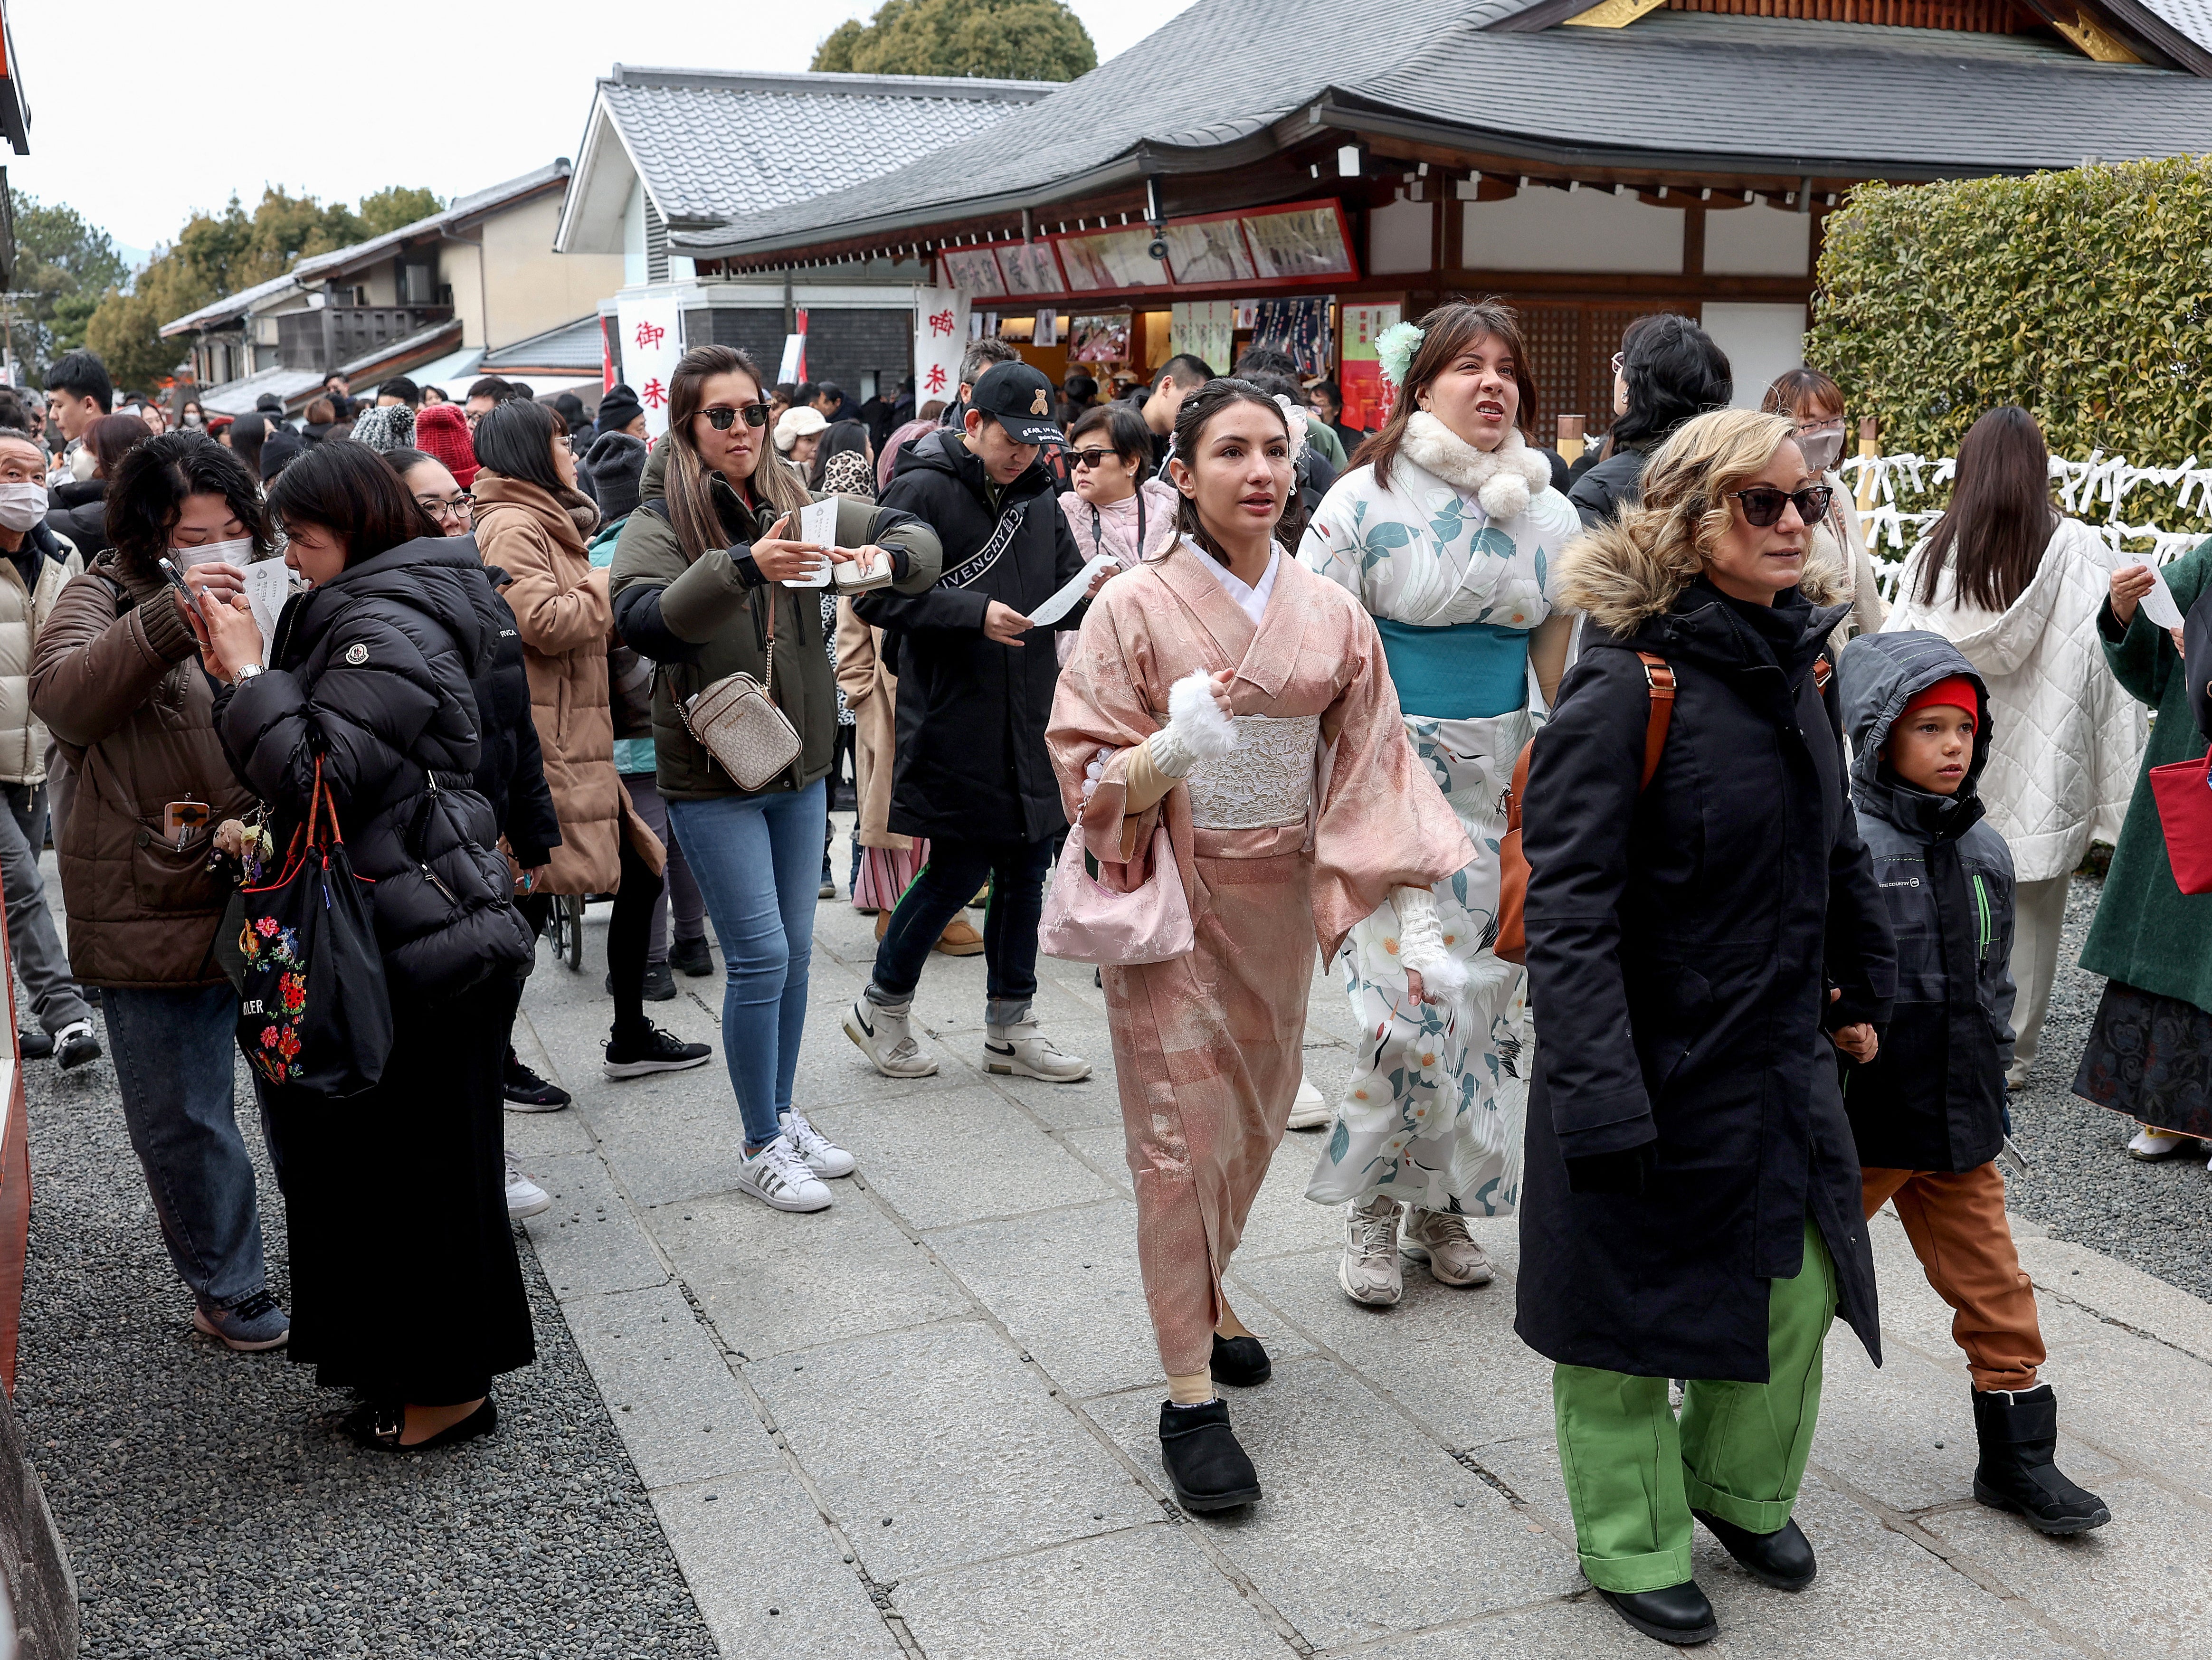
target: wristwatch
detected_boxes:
[233,664,264,683]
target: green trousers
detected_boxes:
[1552,1217,1838,1594]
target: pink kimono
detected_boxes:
[1047,541,1472,1376]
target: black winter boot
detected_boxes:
[1158,1399,1261,1512]
[1971,1385,2111,1535]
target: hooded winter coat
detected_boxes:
[214,536,536,1000]
[471,473,658,894]
[607,444,941,801]
[1515,522,1895,1383]
[474,562,560,870]
[1834,631,2016,1173]
[859,428,1090,843]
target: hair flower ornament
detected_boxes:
[1271,394,1310,465]
[1375,321,1426,389]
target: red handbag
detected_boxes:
[2149,744,2212,894]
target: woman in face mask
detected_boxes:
[28,432,290,1353]
[180,400,206,431]
[1761,369,1886,646]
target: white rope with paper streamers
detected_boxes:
[1844,450,2212,600]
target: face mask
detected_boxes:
[172,535,256,569]
[184,413,204,428]
[1795,427,1845,475]
[0,481,47,533]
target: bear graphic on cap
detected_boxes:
[969,360,1066,448]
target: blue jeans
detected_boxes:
[870,835,1054,1023]
[106,983,269,1310]
[668,780,827,1148]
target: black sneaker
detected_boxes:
[55,1020,100,1071]
[503,1051,571,1112]
[18,1030,52,1061]
[603,1025,712,1080]
[670,936,714,977]
[604,964,677,1002]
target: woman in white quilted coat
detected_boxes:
[1883,406,2145,1086]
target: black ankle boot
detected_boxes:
[1971,1385,2111,1535]
[1595,1582,1717,1646]
[1157,1399,1261,1512]
[1690,1509,1817,1590]
[1210,1332,1271,1387]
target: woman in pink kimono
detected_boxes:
[1048,380,1471,1513]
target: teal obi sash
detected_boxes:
[1375,617,1529,720]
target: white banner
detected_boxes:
[913,286,969,410]
[614,294,683,439]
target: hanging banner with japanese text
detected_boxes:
[912,285,969,409]
[615,294,683,439]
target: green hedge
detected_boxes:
[1808,158,2212,471]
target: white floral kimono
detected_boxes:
[1296,416,1581,1216]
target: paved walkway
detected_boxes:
[508,824,2212,1660]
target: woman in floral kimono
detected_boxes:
[1297,301,1582,1309]
[1048,379,1470,1514]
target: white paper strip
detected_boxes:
[1025,555,1114,628]
[780,498,839,588]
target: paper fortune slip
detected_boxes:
[1025,555,1116,628]
[779,498,840,588]
[242,559,300,658]
[2123,556,2186,631]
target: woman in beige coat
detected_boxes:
[834,601,979,955]
[469,400,708,1079]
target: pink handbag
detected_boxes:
[1038,816,1194,965]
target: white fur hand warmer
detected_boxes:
[1145,669,1238,778]
[1393,885,1469,996]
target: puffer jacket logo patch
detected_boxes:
[1879,877,1922,889]
[345,643,369,665]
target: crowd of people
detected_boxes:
[0,295,2193,1640]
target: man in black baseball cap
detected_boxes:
[845,355,1105,1088]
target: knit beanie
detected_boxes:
[349,402,416,454]
[259,431,305,483]
[415,403,478,488]
[1896,675,1979,732]
[595,385,644,438]
[582,431,649,524]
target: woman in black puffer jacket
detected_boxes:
[199,442,536,1452]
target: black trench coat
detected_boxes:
[1516,575,1896,1383]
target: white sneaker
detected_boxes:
[843,998,938,1078]
[2127,1126,2198,1161]
[504,1157,552,1220]
[1402,1207,1494,1287]
[781,1110,856,1178]
[1337,1193,1403,1306]
[735,1134,833,1213]
[1287,1074,1330,1131]
[984,1018,1092,1082]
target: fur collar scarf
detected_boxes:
[1559,513,1847,637]
[1398,412,1554,522]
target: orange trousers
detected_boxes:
[1861,1162,2044,1393]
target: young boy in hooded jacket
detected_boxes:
[1837,628,2108,1537]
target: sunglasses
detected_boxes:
[1726,484,1833,528]
[702,404,772,431]
[1069,448,1126,470]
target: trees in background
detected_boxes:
[4,195,128,383]
[812,0,1097,81]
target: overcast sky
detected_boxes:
[5,0,1196,259]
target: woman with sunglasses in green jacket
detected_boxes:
[608,345,941,1217]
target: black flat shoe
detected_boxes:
[1210,1332,1271,1388]
[670,936,714,977]
[1158,1399,1261,1513]
[1692,1509,1817,1590]
[343,1397,498,1453]
[1596,1582,1717,1645]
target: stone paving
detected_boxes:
[508,821,2212,1660]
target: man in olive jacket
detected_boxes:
[844,360,1101,1085]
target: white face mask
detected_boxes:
[0,481,47,534]
[171,535,256,569]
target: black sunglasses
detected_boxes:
[1726,484,1832,528]
[1069,448,1126,470]
[702,404,772,431]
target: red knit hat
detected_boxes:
[415,402,478,488]
[1898,674,1979,731]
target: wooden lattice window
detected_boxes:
[1508,301,1687,437]
[1664,0,2035,29]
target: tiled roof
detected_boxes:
[158,270,304,338]
[678,0,2212,259]
[598,67,1058,228]
[482,314,604,373]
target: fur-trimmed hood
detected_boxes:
[1558,512,1848,637]
[1398,413,1552,522]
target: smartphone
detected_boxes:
[155,557,197,607]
